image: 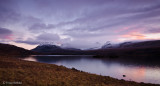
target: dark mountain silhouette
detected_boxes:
[118,42,132,48]
[64,48,81,51]
[32,44,85,55]
[32,44,62,53]
[32,40,160,57]
[1,40,160,59]
[118,40,160,48]
[94,40,160,59]
[0,43,36,56]
[101,40,160,49]
[101,41,113,49]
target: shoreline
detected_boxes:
[0,56,159,86]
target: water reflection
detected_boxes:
[22,55,160,84]
[23,57,37,61]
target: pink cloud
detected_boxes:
[4,34,14,40]
[119,31,147,42]
[114,27,130,33]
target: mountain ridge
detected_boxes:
[32,44,85,55]
[101,40,160,49]
[0,43,36,56]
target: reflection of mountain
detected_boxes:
[100,57,160,67]
[0,43,35,56]
[29,55,92,63]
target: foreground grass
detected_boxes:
[0,56,159,86]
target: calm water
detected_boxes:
[23,55,160,84]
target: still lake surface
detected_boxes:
[23,55,160,84]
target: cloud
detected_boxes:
[1,0,160,49]
[146,28,160,33]
[121,32,146,40]
[23,0,160,37]
[15,37,40,45]
[21,0,160,34]
[0,0,21,26]
[0,7,21,26]
[37,33,60,41]
[0,27,13,40]
[15,33,61,45]
[15,40,39,45]
[28,23,55,32]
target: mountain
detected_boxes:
[0,43,35,56]
[86,47,100,50]
[118,42,133,48]
[63,48,81,51]
[101,40,160,49]
[32,44,85,55]
[32,44,62,53]
[118,40,160,48]
[95,40,160,59]
[101,41,112,49]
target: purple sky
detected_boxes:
[0,0,160,49]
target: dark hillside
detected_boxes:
[32,44,88,55]
[93,40,160,59]
[0,43,36,56]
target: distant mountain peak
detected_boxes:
[101,40,160,49]
[101,41,112,49]
[31,44,82,54]
[119,41,132,48]
[32,44,62,53]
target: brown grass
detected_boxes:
[0,56,159,86]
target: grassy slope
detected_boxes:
[0,56,159,86]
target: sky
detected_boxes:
[0,0,160,50]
